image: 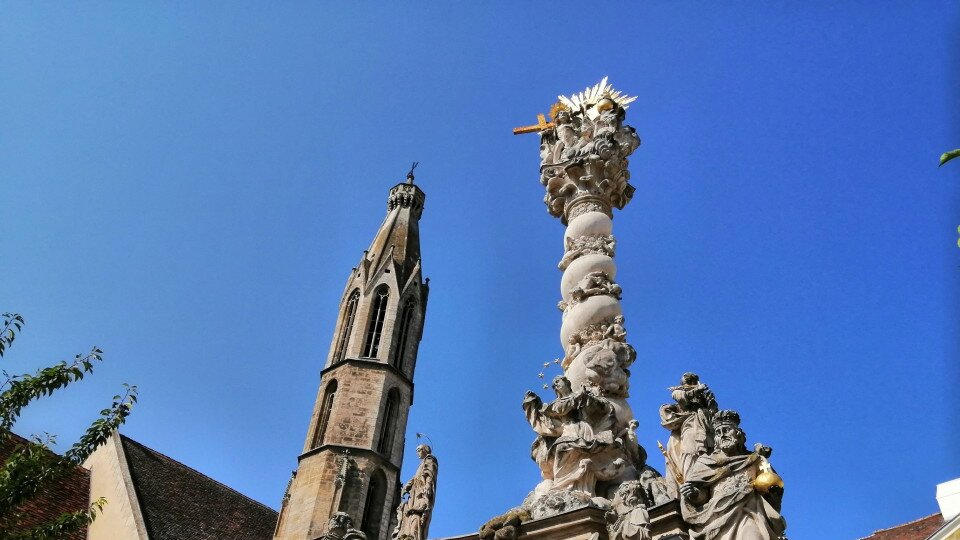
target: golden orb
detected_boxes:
[595,97,616,113]
[753,469,784,493]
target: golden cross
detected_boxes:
[512,113,554,135]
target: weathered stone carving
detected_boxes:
[558,235,616,271]
[659,373,718,497]
[570,271,622,304]
[523,376,627,496]
[638,466,672,507]
[540,106,640,223]
[560,334,583,369]
[512,78,789,538]
[605,481,652,540]
[517,79,660,522]
[569,341,634,398]
[393,445,438,540]
[321,512,367,540]
[525,490,598,521]
[566,319,626,350]
[603,315,627,342]
[479,508,531,540]
[679,410,786,540]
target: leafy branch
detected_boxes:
[0,312,137,539]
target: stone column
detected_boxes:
[541,79,640,420]
[516,79,645,512]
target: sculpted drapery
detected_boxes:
[679,410,786,540]
[523,376,624,494]
[659,373,717,495]
[681,452,785,540]
[393,445,438,540]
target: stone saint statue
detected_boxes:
[393,445,438,540]
[605,480,652,540]
[679,410,786,540]
[659,372,717,495]
[522,376,625,495]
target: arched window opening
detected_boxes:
[361,470,387,540]
[362,287,389,358]
[311,380,338,448]
[376,389,400,456]
[391,300,416,370]
[334,289,361,363]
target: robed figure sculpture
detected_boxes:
[393,444,438,540]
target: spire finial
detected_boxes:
[406,161,419,184]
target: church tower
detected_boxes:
[275,171,429,540]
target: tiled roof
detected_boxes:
[120,435,278,540]
[0,432,91,540]
[859,513,945,540]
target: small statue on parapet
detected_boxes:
[605,480,652,540]
[392,444,438,540]
[321,512,366,540]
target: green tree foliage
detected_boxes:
[0,312,137,539]
[940,150,960,247]
[939,149,960,167]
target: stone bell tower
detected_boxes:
[275,170,429,540]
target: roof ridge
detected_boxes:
[118,434,277,514]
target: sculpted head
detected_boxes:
[713,410,747,456]
[327,512,353,533]
[681,372,699,386]
[552,375,572,397]
[615,480,644,507]
[416,444,432,459]
[613,315,624,325]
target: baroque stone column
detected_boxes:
[544,78,640,421]
[520,79,648,513]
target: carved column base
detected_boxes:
[441,501,688,540]
[439,506,609,540]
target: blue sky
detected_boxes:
[2,3,959,539]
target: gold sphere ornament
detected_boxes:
[753,456,784,493]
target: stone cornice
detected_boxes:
[297,444,400,473]
[320,357,414,389]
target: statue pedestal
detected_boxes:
[440,501,688,540]
[438,507,607,540]
[648,499,688,539]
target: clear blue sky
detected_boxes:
[2,3,958,539]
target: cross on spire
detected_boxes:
[406,161,419,184]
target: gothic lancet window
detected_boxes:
[334,289,360,363]
[391,299,416,371]
[376,389,399,456]
[311,380,337,448]
[362,286,389,358]
[361,469,387,540]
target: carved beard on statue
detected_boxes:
[715,426,746,456]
